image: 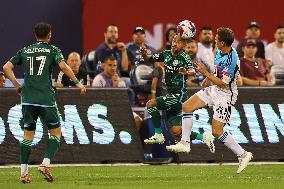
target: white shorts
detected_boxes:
[195,86,237,123]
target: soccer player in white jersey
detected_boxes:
[166,27,253,173]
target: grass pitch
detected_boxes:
[0,164,283,189]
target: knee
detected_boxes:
[146,99,156,108]
[49,127,62,138]
[212,128,223,138]
[171,126,181,137]
[24,130,35,141]
[182,103,193,113]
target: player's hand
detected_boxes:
[194,62,209,76]
[187,68,196,76]
[117,42,126,52]
[139,46,147,55]
[179,67,188,75]
[76,83,86,95]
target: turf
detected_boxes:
[0,164,283,189]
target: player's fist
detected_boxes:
[179,67,188,75]
[139,46,147,55]
[195,62,208,75]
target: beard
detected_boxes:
[202,39,212,45]
[107,37,117,44]
[277,38,284,44]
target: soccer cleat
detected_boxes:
[166,141,191,153]
[38,164,54,182]
[237,152,253,173]
[20,173,31,184]
[144,133,165,144]
[202,132,215,153]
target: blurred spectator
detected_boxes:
[56,52,88,87]
[92,56,126,87]
[127,27,156,66]
[0,71,5,88]
[197,26,215,72]
[184,39,209,86]
[265,25,284,84]
[237,21,265,59]
[151,62,166,99]
[158,27,177,52]
[93,24,130,77]
[239,39,275,86]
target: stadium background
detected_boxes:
[1,0,284,70]
[0,0,283,164]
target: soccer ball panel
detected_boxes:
[177,20,196,39]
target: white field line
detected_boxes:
[0,162,284,169]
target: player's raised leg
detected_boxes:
[144,99,165,144]
[166,94,206,153]
[212,119,253,173]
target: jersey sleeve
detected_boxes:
[222,52,239,85]
[10,49,23,66]
[52,46,64,64]
[182,52,193,69]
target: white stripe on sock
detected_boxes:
[219,131,245,157]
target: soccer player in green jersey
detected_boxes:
[139,34,215,152]
[3,22,86,183]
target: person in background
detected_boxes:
[265,25,284,83]
[184,39,210,86]
[158,27,177,53]
[93,24,130,77]
[92,56,126,87]
[197,26,215,72]
[56,52,88,87]
[237,21,265,59]
[240,39,275,86]
[127,27,156,66]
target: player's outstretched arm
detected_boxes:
[3,61,22,94]
[58,61,86,95]
[194,61,227,89]
[139,46,154,63]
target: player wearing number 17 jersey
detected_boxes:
[3,22,86,183]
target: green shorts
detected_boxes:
[22,105,61,131]
[156,94,186,127]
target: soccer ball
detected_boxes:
[177,20,196,39]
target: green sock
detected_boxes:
[20,139,32,164]
[147,107,162,134]
[190,132,198,140]
[44,135,60,160]
[196,133,203,141]
[190,132,203,141]
[154,128,162,134]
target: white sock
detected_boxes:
[20,164,28,175]
[181,113,193,143]
[42,158,50,165]
[219,131,245,157]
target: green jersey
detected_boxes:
[150,50,192,101]
[10,41,64,107]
